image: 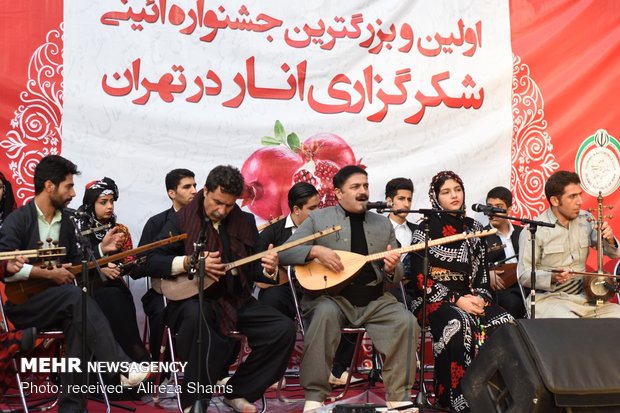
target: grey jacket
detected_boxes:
[279,204,403,285]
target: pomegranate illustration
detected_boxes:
[241,121,364,219]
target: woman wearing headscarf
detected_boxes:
[78,177,149,362]
[409,171,513,412]
[0,172,17,229]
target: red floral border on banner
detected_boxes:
[511,54,558,219]
[0,23,64,205]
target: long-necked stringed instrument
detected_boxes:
[582,192,615,303]
[4,234,187,304]
[257,215,285,232]
[161,225,342,301]
[552,269,620,303]
[0,246,66,262]
[295,228,497,290]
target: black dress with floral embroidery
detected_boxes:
[409,213,514,412]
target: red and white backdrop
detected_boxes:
[1,0,619,367]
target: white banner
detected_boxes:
[64,0,513,238]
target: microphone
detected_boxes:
[471,203,506,214]
[366,201,392,211]
[188,216,210,280]
[64,207,90,219]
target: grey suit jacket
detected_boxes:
[279,204,403,285]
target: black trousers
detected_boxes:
[166,297,296,409]
[493,285,529,319]
[6,284,130,413]
[93,280,149,362]
[142,287,167,362]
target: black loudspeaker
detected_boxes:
[462,319,620,413]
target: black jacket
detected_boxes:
[0,201,88,271]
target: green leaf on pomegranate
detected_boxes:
[274,120,286,142]
[287,133,301,152]
[261,136,281,146]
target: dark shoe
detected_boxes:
[19,327,37,353]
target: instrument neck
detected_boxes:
[597,192,604,274]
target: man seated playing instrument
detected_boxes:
[147,165,296,413]
[518,170,620,318]
[256,182,363,387]
[0,155,149,412]
[485,186,528,319]
[279,165,418,412]
[135,168,197,362]
[384,177,418,305]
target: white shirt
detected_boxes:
[390,217,412,261]
[496,221,518,263]
[285,214,297,234]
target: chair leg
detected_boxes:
[96,371,111,413]
[166,326,184,413]
[328,330,365,402]
[13,359,32,413]
[152,324,169,406]
[257,394,267,413]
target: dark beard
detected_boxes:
[50,194,69,210]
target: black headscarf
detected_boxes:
[422,170,484,276]
[79,177,119,240]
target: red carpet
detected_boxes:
[0,370,441,412]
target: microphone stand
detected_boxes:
[383,208,463,413]
[68,214,107,409]
[188,219,209,413]
[484,212,554,319]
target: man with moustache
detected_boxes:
[147,165,296,413]
[518,171,620,318]
[0,155,148,412]
[279,165,418,412]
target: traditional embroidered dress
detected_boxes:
[409,171,513,412]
